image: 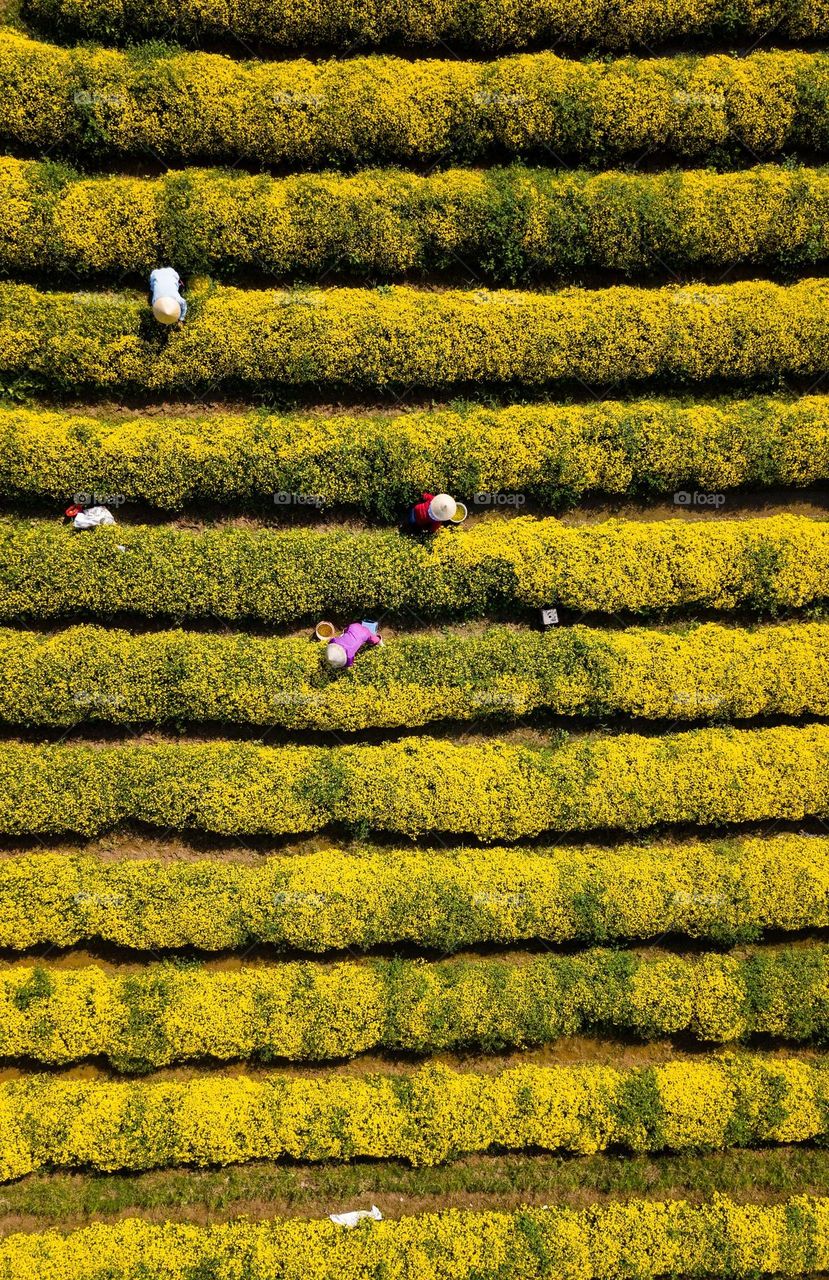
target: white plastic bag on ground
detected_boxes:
[73,506,116,530]
[329,1206,383,1227]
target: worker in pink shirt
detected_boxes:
[407,492,457,533]
[327,622,383,669]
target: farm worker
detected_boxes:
[149,267,187,324]
[64,503,116,531]
[327,622,382,669]
[408,492,457,533]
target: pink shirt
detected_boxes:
[337,622,382,667]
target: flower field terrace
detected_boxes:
[1,0,829,1275]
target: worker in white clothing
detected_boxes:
[149,267,187,324]
[64,503,116,530]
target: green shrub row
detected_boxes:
[0,833,825,952]
[3,34,829,166]
[2,621,827,729]
[5,946,829,1071]
[5,277,829,393]
[0,514,826,624]
[0,1054,824,1178]
[2,394,828,515]
[0,725,826,838]
[21,0,829,50]
[8,158,829,280]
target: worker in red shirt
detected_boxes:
[407,492,457,533]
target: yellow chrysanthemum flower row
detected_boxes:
[0,1055,825,1177]
[2,620,827,730]
[1,514,827,623]
[0,725,827,838]
[21,0,829,50]
[2,945,828,1070]
[6,157,829,280]
[5,278,829,392]
[0,834,825,952]
[1,394,827,513]
[3,32,829,166]
[1,1194,829,1279]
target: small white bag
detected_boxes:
[329,1205,383,1228]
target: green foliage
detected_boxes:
[11,967,53,1012]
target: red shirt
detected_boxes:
[411,493,440,533]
